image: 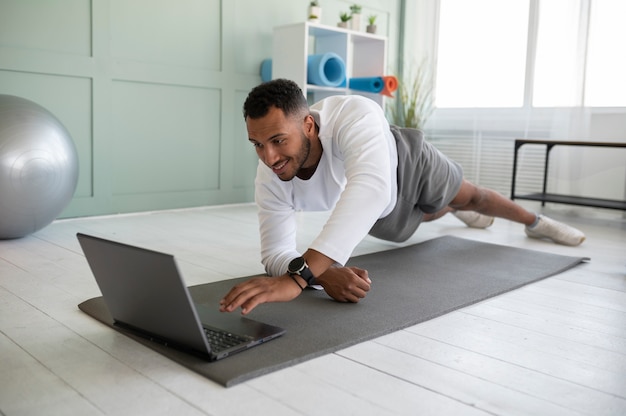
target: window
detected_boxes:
[585,0,626,107]
[436,0,626,109]
[533,0,582,107]
[435,0,529,108]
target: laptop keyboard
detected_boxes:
[203,327,249,352]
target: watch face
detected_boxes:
[288,256,305,273]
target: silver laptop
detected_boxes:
[76,233,285,361]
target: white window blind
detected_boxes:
[427,0,625,200]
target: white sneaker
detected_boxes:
[525,215,585,246]
[453,211,495,229]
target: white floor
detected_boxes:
[1,202,625,416]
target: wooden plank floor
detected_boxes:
[1,203,625,415]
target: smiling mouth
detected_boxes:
[271,160,288,174]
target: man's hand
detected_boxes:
[315,266,371,303]
[219,265,371,314]
[219,274,302,315]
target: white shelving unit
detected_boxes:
[271,22,387,106]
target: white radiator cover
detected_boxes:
[425,132,548,198]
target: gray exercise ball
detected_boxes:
[0,95,79,239]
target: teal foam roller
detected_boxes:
[349,77,385,93]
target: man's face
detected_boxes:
[246,106,312,181]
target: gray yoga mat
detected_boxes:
[78,235,588,387]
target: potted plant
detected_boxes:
[366,14,377,33]
[338,11,351,28]
[387,61,434,130]
[349,4,362,31]
[308,1,321,23]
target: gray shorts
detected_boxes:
[369,126,463,242]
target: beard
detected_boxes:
[276,132,311,182]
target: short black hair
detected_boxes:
[243,78,309,120]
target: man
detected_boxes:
[219,79,585,315]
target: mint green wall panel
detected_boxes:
[232,89,258,191]
[0,70,93,199]
[110,0,220,69]
[232,0,303,76]
[111,81,220,195]
[0,0,401,219]
[0,0,91,56]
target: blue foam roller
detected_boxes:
[307,53,346,87]
[349,77,385,93]
[260,59,272,82]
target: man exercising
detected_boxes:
[220,79,585,315]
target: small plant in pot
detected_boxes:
[308,1,321,23]
[366,14,377,33]
[338,11,351,28]
[349,4,362,31]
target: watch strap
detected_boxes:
[297,266,315,285]
[288,273,305,291]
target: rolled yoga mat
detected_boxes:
[260,59,272,82]
[348,76,399,96]
[259,53,346,87]
[78,235,588,387]
[307,52,346,87]
[381,75,399,96]
[349,77,385,93]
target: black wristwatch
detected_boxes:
[287,256,316,286]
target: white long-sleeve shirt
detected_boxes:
[255,95,398,277]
